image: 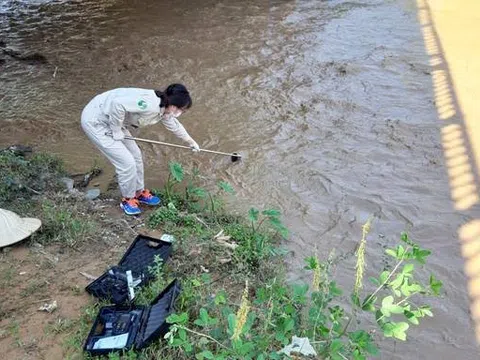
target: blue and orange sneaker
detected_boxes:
[136,189,161,206]
[120,198,141,216]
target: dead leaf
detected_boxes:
[215,239,238,250]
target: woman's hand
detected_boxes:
[189,139,200,152]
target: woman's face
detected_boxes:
[165,105,186,118]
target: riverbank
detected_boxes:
[0,149,443,359]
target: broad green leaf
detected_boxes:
[275,330,287,343]
[419,305,433,317]
[268,216,284,228]
[429,274,443,296]
[352,350,366,360]
[365,342,379,355]
[329,281,343,297]
[380,271,390,283]
[361,294,377,312]
[214,292,227,305]
[194,308,216,327]
[404,310,420,325]
[200,308,209,321]
[284,317,295,332]
[385,249,397,258]
[248,208,259,222]
[171,338,184,347]
[262,209,281,217]
[218,181,234,194]
[330,339,344,352]
[402,263,414,274]
[268,352,282,360]
[178,328,187,341]
[227,313,236,336]
[382,321,409,341]
[293,284,309,302]
[242,313,256,335]
[190,187,207,198]
[169,162,184,182]
[167,312,189,325]
[381,296,404,317]
[184,342,193,352]
[414,249,431,264]
[390,273,404,290]
[196,350,215,360]
[409,284,423,293]
[400,279,412,297]
[240,342,255,355]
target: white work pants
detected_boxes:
[81,98,144,198]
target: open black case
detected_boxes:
[84,279,181,355]
[86,234,173,304]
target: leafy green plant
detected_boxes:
[60,159,443,360]
[147,202,181,228]
[248,208,288,239]
[187,179,235,215]
[136,255,167,305]
[164,227,442,360]
[221,208,288,271]
[354,232,441,342]
[164,162,185,203]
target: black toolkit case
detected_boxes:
[84,279,181,355]
[85,234,173,304]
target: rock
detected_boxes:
[85,188,101,200]
[71,167,102,188]
[1,144,33,156]
[38,300,57,313]
[60,177,74,192]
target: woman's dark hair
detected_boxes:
[155,83,192,109]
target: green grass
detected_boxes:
[32,199,96,248]
[20,280,48,298]
[0,151,97,248]
[0,151,66,206]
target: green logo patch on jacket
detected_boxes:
[137,99,147,110]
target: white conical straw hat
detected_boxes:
[0,208,42,247]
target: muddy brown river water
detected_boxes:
[1,0,479,358]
